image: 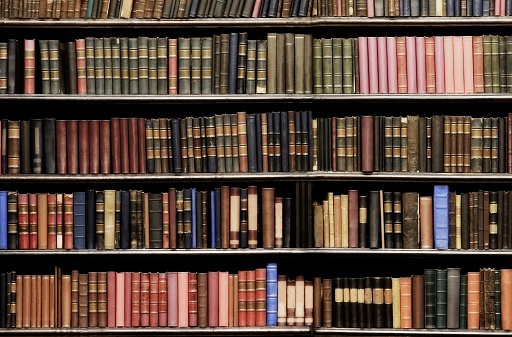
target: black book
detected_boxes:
[283,197,292,248]
[431,115,444,173]
[301,111,310,171]
[280,111,289,172]
[85,189,96,250]
[298,0,309,15]
[384,277,393,328]
[215,187,222,248]
[342,277,351,327]
[228,33,238,94]
[359,195,368,248]
[333,277,343,327]
[259,0,271,16]
[358,278,365,328]
[247,114,257,172]
[7,192,17,250]
[295,112,302,171]
[43,118,56,174]
[1,120,6,174]
[255,113,263,172]
[418,116,427,172]
[498,190,504,249]
[369,191,381,249]
[383,191,393,248]
[267,0,279,16]
[273,111,282,172]
[171,118,182,173]
[364,276,373,328]
[424,268,437,329]
[461,192,470,250]
[30,119,44,174]
[349,278,358,327]
[393,191,403,249]
[372,277,384,328]
[20,120,31,174]
[121,190,130,249]
[96,190,105,250]
[7,39,19,94]
[307,111,314,171]
[0,272,5,328]
[268,112,275,172]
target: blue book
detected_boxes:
[434,185,449,249]
[73,192,86,250]
[266,263,278,326]
[211,190,216,248]
[189,0,201,17]
[228,33,238,94]
[473,0,483,15]
[192,188,197,249]
[85,189,95,249]
[0,191,6,249]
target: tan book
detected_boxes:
[341,194,349,248]
[61,274,71,328]
[104,190,116,250]
[42,275,50,328]
[295,276,305,326]
[277,275,287,326]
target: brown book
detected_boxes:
[197,272,208,328]
[78,120,90,174]
[88,272,98,327]
[71,270,79,327]
[61,275,71,328]
[138,118,147,174]
[262,188,275,249]
[322,278,332,328]
[501,269,512,330]
[129,117,140,174]
[467,271,480,329]
[97,272,107,328]
[220,186,230,249]
[407,115,419,172]
[66,120,78,175]
[402,192,419,249]
[88,120,100,174]
[419,196,433,249]
[78,273,88,327]
[313,277,322,328]
[37,193,48,250]
[99,120,111,174]
[120,118,130,174]
[412,275,424,329]
[110,117,121,174]
[56,120,67,174]
[361,115,373,173]
[399,276,412,329]
[7,120,20,174]
[229,187,240,249]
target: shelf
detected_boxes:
[315,328,512,336]
[1,17,512,28]
[0,172,511,184]
[0,327,312,336]
[1,94,512,104]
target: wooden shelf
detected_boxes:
[315,328,512,336]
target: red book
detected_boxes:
[158,273,167,327]
[116,272,125,327]
[56,120,67,174]
[251,0,262,17]
[66,120,78,175]
[463,36,474,94]
[357,37,369,94]
[149,273,159,327]
[178,272,189,327]
[415,36,427,94]
[63,194,73,250]
[168,39,178,95]
[443,36,455,94]
[29,193,37,249]
[138,118,146,174]
[131,272,141,327]
[434,36,445,93]
[208,271,219,327]
[405,36,417,94]
[386,36,398,93]
[453,36,465,94]
[167,272,178,327]
[377,36,388,94]
[188,272,198,327]
[425,36,436,94]
[89,120,100,174]
[78,120,90,174]
[140,273,150,327]
[76,39,87,95]
[24,39,35,94]
[238,271,247,327]
[128,118,139,174]
[110,118,121,174]
[124,272,132,327]
[18,193,29,249]
[361,116,374,173]
[218,271,229,327]
[119,118,130,174]
[99,120,111,174]
[107,271,116,328]
[47,193,57,249]
[255,268,266,326]
[246,270,256,327]
[169,188,177,249]
[367,37,378,94]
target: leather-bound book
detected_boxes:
[140,273,150,327]
[246,270,256,326]
[322,278,332,328]
[459,274,468,329]
[471,117,483,173]
[87,120,100,174]
[431,115,444,173]
[131,272,141,327]
[305,280,313,326]
[104,190,116,250]
[127,118,139,174]
[424,269,437,328]
[348,190,359,248]
[467,271,480,329]
[383,191,393,248]
[501,269,512,330]
[168,188,177,249]
[18,194,29,249]
[6,120,20,174]
[109,118,121,174]
[183,189,192,249]
[97,120,111,174]
[255,268,266,326]
[78,273,88,327]
[295,275,305,327]
[61,274,71,328]
[489,191,498,249]
[85,189,95,250]
[266,263,278,327]
[123,272,132,327]
[411,275,424,329]
[197,273,208,328]
[2,273,8,328]
[483,191,490,250]
[434,185,449,249]
[19,120,30,174]
[78,120,89,174]
[7,191,17,250]
[482,268,496,330]
[148,273,159,327]
[95,191,105,249]
[358,195,368,248]
[494,270,501,330]
[167,272,178,327]
[97,272,107,328]
[22,274,30,328]
[448,192,456,249]
[447,267,461,329]
[56,120,68,173]
[313,277,321,328]
[407,115,419,172]
[229,187,241,248]
[73,192,86,250]
[37,193,48,249]
[363,277,372,328]
[88,272,98,327]
[402,192,419,249]
[372,277,384,328]
[392,191,403,248]
[383,277,392,328]
[399,276,412,329]
[208,271,219,327]
[349,278,359,328]
[148,193,163,249]
[391,278,400,328]
[28,193,37,249]
[262,188,275,249]
[239,271,248,326]
[436,269,448,328]
[361,115,373,173]
[342,278,350,327]
[368,191,381,249]
[119,118,130,174]
[71,271,79,327]
[65,120,78,175]
[420,196,433,249]
[240,188,248,248]
[497,190,504,250]
[188,272,198,327]
[43,118,56,174]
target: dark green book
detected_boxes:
[313,38,323,94]
[459,274,468,329]
[436,269,447,329]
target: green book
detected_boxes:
[190,37,202,95]
[424,269,437,329]
[103,37,113,95]
[483,35,493,93]
[459,274,467,329]
[39,40,50,94]
[128,37,139,95]
[137,36,149,95]
[236,32,248,94]
[120,37,130,95]
[256,40,267,94]
[499,35,506,93]
[178,37,191,95]
[332,37,342,94]
[304,34,313,94]
[111,37,122,95]
[506,36,512,93]
[157,37,168,95]
[436,269,448,329]
[148,37,158,95]
[201,37,213,95]
[85,37,96,94]
[245,39,256,94]
[313,38,323,94]
[342,38,354,94]
[321,38,333,94]
[491,35,500,93]
[94,37,105,95]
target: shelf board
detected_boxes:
[315,328,512,336]
[1,93,512,104]
[0,327,311,336]
[1,248,511,257]
[2,17,512,28]
[0,172,511,183]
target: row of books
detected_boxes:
[0,263,278,328]
[1,0,511,20]
[312,186,512,250]
[0,187,291,250]
[3,266,512,330]
[2,112,512,175]
[3,34,512,95]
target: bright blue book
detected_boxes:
[211,190,216,248]
[0,191,6,249]
[434,185,449,250]
[192,188,197,249]
[73,192,86,250]
[266,262,278,326]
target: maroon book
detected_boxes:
[66,120,78,174]
[78,120,90,174]
[110,118,121,174]
[120,118,130,174]
[100,120,111,174]
[128,117,139,174]
[138,118,147,174]
[361,115,374,173]
[56,120,67,174]
[169,188,177,249]
[89,120,100,174]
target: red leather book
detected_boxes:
[47,194,57,249]
[208,271,219,327]
[78,120,90,174]
[467,271,480,329]
[76,39,87,94]
[138,118,147,174]
[56,120,67,174]
[24,39,35,94]
[238,271,247,327]
[361,116,374,173]
[131,272,141,327]
[37,193,48,249]
[119,118,130,174]
[255,268,266,326]
[116,272,125,327]
[396,36,407,93]
[425,36,436,94]
[246,270,256,326]
[188,272,198,327]
[168,39,178,95]
[99,120,111,174]
[169,188,177,249]
[107,271,116,327]
[149,273,159,327]
[63,194,74,250]
[128,118,139,174]
[178,272,189,327]
[110,118,121,174]
[66,120,78,175]
[89,120,100,174]
[124,272,132,327]
[167,272,178,327]
[399,276,412,329]
[29,193,37,249]
[218,271,229,327]
[158,273,167,327]
[18,193,29,249]
[140,273,150,327]
[162,192,169,249]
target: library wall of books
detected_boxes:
[1,0,512,335]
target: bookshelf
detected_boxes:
[2,0,512,335]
